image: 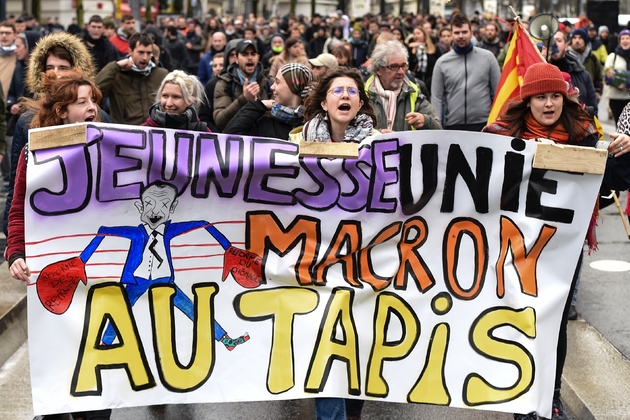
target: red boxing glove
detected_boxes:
[222,246,263,289]
[37,256,87,315]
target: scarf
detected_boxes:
[571,44,592,65]
[147,103,208,132]
[615,44,630,70]
[0,44,16,57]
[303,112,373,143]
[116,27,129,41]
[484,112,597,144]
[271,104,304,125]
[372,75,402,131]
[237,67,259,85]
[453,43,474,55]
[415,44,428,74]
[131,59,155,76]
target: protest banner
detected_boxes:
[23,123,605,417]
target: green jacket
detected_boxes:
[95,61,168,125]
[581,52,603,95]
[365,75,441,131]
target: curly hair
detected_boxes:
[26,68,102,128]
[303,67,376,125]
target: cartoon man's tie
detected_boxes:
[149,230,164,268]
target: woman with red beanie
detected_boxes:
[484,62,630,420]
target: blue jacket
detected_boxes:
[198,50,214,85]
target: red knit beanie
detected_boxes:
[519,62,568,101]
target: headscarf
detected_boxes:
[280,63,313,98]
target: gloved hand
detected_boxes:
[37,256,87,314]
[222,246,263,288]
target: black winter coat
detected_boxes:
[552,53,599,114]
[223,100,301,140]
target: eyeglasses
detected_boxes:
[384,63,409,72]
[327,86,359,97]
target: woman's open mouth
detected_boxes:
[338,104,351,111]
[84,115,95,122]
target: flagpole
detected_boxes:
[509,6,546,62]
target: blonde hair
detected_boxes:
[156,70,207,110]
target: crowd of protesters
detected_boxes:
[1,7,630,420]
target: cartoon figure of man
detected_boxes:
[37,181,262,351]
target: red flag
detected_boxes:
[488,22,544,124]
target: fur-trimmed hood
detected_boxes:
[27,32,95,94]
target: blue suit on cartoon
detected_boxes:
[73,182,250,350]
[80,220,231,345]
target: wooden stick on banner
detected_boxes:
[611,190,630,239]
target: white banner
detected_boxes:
[25,124,602,418]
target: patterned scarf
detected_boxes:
[303,112,373,143]
[131,59,155,76]
[415,44,428,74]
[147,103,208,132]
[372,75,402,131]
[271,104,304,125]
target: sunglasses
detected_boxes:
[327,86,359,97]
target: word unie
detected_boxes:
[29,127,576,224]
[72,283,536,408]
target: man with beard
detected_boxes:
[110,13,136,58]
[96,32,168,125]
[198,31,227,85]
[479,20,504,58]
[82,15,118,73]
[432,13,500,131]
[365,40,441,133]
[213,39,270,131]
[550,29,598,113]
[569,27,603,100]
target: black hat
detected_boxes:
[235,39,258,54]
[586,23,596,31]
